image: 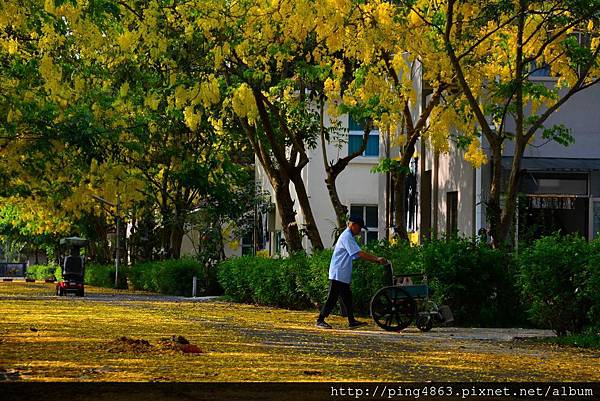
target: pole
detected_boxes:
[385,128,391,241]
[115,194,120,288]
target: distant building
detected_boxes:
[426,75,600,243]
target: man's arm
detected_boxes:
[357,251,387,265]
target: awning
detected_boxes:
[502,157,600,171]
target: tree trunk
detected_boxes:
[160,208,171,260]
[273,180,304,253]
[393,172,409,241]
[169,222,185,259]
[487,144,503,248]
[325,167,348,232]
[497,139,526,246]
[289,170,324,250]
[239,98,306,254]
[495,4,525,247]
[393,136,419,242]
[93,217,111,264]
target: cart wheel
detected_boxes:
[77,288,85,297]
[416,314,433,332]
[370,286,416,331]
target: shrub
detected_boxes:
[217,255,258,303]
[296,249,331,306]
[129,258,212,297]
[277,253,313,309]
[85,263,126,289]
[26,264,62,281]
[518,233,591,335]
[419,237,523,327]
[584,238,600,332]
[217,254,312,309]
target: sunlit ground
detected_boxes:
[1,282,599,382]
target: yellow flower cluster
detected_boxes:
[184,105,202,132]
[232,84,259,123]
[464,137,488,168]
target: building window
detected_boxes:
[350,205,379,245]
[446,191,458,235]
[519,173,588,195]
[241,231,254,255]
[529,61,551,77]
[348,115,379,157]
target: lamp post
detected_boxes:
[91,194,121,288]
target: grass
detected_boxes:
[1,282,600,382]
[538,332,600,350]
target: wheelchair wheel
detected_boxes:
[370,286,416,332]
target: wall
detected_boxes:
[503,82,600,159]
[421,138,481,238]
[180,226,242,259]
[298,113,383,250]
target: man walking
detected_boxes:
[316,216,388,329]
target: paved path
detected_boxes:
[1,287,553,342]
[1,293,221,303]
[0,284,555,342]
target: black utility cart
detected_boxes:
[56,237,88,297]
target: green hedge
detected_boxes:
[84,263,127,289]
[419,237,525,327]
[217,241,419,314]
[218,253,313,309]
[587,240,600,331]
[295,250,331,306]
[129,258,217,297]
[26,264,62,281]
[27,258,220,297]
[518,233,595,335]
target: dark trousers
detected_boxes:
[319,279,354,322]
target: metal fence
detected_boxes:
[0,263,27,277]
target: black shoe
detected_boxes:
[348,320,368,329]
[316,320,332,329]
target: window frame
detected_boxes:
[350,204,379,245]
[347,115,380,157]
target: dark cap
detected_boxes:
[348,215,365,228]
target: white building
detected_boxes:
[421,77,600,243]
[254,112,392,255]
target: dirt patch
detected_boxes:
[158,335,203,354]
[105,335,203,355]
[106,337,153,353]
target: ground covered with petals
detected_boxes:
[1,282,598,382]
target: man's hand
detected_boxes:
[358,252,389,265]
